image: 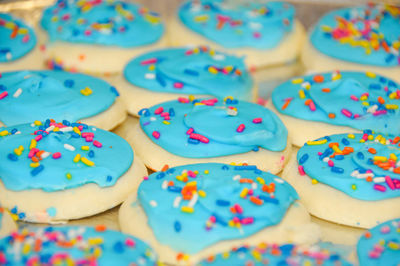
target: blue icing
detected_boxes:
[271,71,400,136]
[0,13,37,62]
[137,163,298,254]
[357,218,400,266]
[198,243,353,265]
[124,47,253,100]
[140,97,288,158]
[310,5,400,67]
[0,70,117,126]
[0,226,158,265]
[0,120,133,192]
[41,0,164,47]
[297,132,400,201]
[178,1,295,49]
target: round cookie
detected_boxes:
[169,0,305,70]
[0,225,158,265]
[0,119,147,223]
[116,46,257,116]
[119,163,319,265]
[269,71,400,147]
[301,4,400,83]
[0,13,44,72]
[198,242,353,266]
[357,218,400,265]
[118,96,291,173]
[41,0,166,76]
[0,205,17,238]
[282,132,400,229]
[0,70,126,130]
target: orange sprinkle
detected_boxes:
[95,224,107,232]
[313,75,324,83]
[239,178,253,184]
[168,181,174,187]
[161,164,169,172]
[304,99,312,106]
[281,99,291,110]
[328,142,339,148]
[368,148,377,154]
[381,40,390,53]
[10,26,18,39]
[364,231,372,238]
[31,156,39,163]
[271,248,282,256]
[250,196,263,205]
[328,113,336,119]
[366,176,373,182]
[78,54,85,61]
[322,88,331,93]
[177,253,185,261]
[34,239,42,252]
[393,167,400,174]
[342,147,354,154]
[393,136,400,144]
[377,96,385,104]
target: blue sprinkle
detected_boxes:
[31,165,44,176]
[184,69,199,76]
[357,152,364,160]
[169,108,175,117]
[62,120,70,126]
[254,169,262,174]
[113,241,124,253]
[335,155,344,160]
[168,186,182,193]
[341,138,350,145]
[0,48,10,54]
[166,168,175,174]
[10,207,17,214]
[18,212,26,219]
[388,80,397,88]
[222,165,229,170]
[280,244,294,255]
[11,128,18,134]
[63,79,74,88]
[379,77,387,83]
[299,154,309,164]
[369,83,381,90]
[106,175,112,182]
[110,86,119,96]
[385,54,395,63]
[363,129,373,135]
[211,213,228,226]
[234,165,257,170]
[156,172,166,179]
[237,246,249,252]
[38,125,45,131]
[319,148,333,160]
[70,132,80,138]
[138,108,150,117]
[329,254,340,261]
[259,195,279,204]
[324,136,331,141]
[331,166,344,174]
[156,74,166,87]
[174,221,181,232]
[7,153,18,161]
[252,146,259,152]
[367,158,374,165]
[0,85,6,91]
[88,150,95,158]
[216,199,230,206]
[188,138,200,145]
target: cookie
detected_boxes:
[0,205,17,238]
[301,4,400,83]
[269,71,400,147]
[0,70,126,130]
[119,163,319,265]
[282,132,400,228]
[116,46,257,116]
[0,225,158,265]
[41,0,166,76]
[118,96,291,173]
[169,0,305,70]
[0,119,147,223]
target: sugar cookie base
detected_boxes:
[266,101,361,147]
[115,118,292,174]
[281,148,400,228]
[0,209,18,238]
[301,38,400,83]
[0,154,147,223]
[115,75,258,117]
[120,191,319,265]
[43,35,168,76]
[168,18,306,70]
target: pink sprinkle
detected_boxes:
[52,152,61,159]
[187,170,196,178]
[252,118,262,124]
[84,30,91,36]
[160,112,169,117]
[241,217,254,225]
[373,110,387,116]
[350,95,359,101]
[308,101,316,111]
[28,148,39,158]
[85,136,93,142]
[190,133,209,143]
[125,238,136,247]
[234,204,243,214]
[374,184,386,192]
[35,135,43,141]
[201,98,218,106]
[374,244,384,252]
[354,114,361,119]
[154,107,164,115]
[185,50,193,55]
[341,108,353,118]
[81,132,94,138]
[385,176,395,190]
[178,97,190,103]
[328,160,334,167]
[232,217,240,223]
[78,125,83,131]
[186,128,194,135]
[236,124,245,133]
[141,58,157,65]
[174,82,183,89]
[362,133,369,141]
[152,131,160,139]
[61,14,70,20]
[368,251,381,259]
[248,189,254,196]
[164,116,170,121]
[93,140,102,148]
[298,165,305,176]
[253,32,261,38]
[0,91,8,100]
[396,90,400,97]
[209,216,216,223]
[380,225,391,234]
[143,176,149,180]
[22,34,30,43]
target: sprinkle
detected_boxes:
[152,131,160,139]
[252,118,262,124]
[341,108,353,118]
[298,165,306,176]
[64,144,75,151]
[141,58,157,65]
[13,88,22,98]
[250,196,263,205]
[93,140,102,148]
[236,124,245,133]
[80,87,92,96]
[306,139,327,145]
[181,206,194,213]
[31,165,44,176]
[52,152,61,159]
[0,91,8,100]
[81,157,95,167]
[73,153,81,163]
[374,184,386,192]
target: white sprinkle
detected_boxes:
[150,117,156,121]
[274,178,284,184]
[322,157,329,163]
[6,52,12,61]
[59,126,73,132]
[45,125,55,132]
[14,131,21,135]
[13,88,22,98]
[226,108,237,116]
[173,196,182,208]
[41,151,51,159]
[249,22,262,30]
[350,170,359,177]
[233,174,241,181]
[64,144,75,151]
[161,180,168,190]
[30,123,35,127]
[188,192,198,208]
[367,105,378,114]
[251,183,258,190]
[92,127,97,131]
[212,54,225,61]
[145,73,155,79]
[150,200,157,207]
[373,177,386,183]
[301,81,311,89]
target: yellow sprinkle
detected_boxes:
[81,157,95,167]
[80,87,93,96]
[148,64,155,71]
[388,242,400,250]
[93,247,102,258]
[34,120,42,126]
[88,238,103,245]
[209,49,215,56]
[14,145,24,156]
[182,172,188,178]
[368,134,374,141]
[321,25,332,32]
[73,126,81,136]
[351,184,357,190]
[298,89,306,99]
[311,179,318,185]
[365,71,376,78]
[189,95,195,102]
[144,14,160,24]
[73,153,81,163]
[332,74,342,81]
[5,22,15,29]
[81,146,90,151]
[186,181,197,187]
[198,190,206,197]
[380,138,386,145]
[208,66,218,74]
[306,139,327,145]
[360,139,366,143]
[222,252,230,259]
[360,95,368,101]
[176,175,184,182]
[256,177,265,185]
[30,162,40,168]
[181,206,194,213]
[386,104,398,110]
[291,78,303,84]
[240,187,249,198]
[51,16,59,22]
[331,144,342,154]
[251,250,262,261]
[29,139,37,149]
[53,127,60,132]
[194,14,209,22]
[347,134,355,139]
[362,102,370,106]
[204,170,209,174]
[0,130,9,137]
[228,220,235,227]
[389,92,397,99]
[66,172,72,179]
[379,239,385,246]
[390,153,397,161]
[22,243,31,255]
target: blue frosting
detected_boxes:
[137,163,298,254]
[0,13,37,62]
[0,120,133,192]
[272,71,400,136]
[198,243,353,266]
[0,70,118,126]
[41,0,164,47]
[0,226,157,265]
[357,218,400,266]
[310,5,400,67]
[178,0,294,49]
[297,132,400,201]
[124,47,253,100]
[139,97,288,158]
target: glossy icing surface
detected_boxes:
[198,242,352,265]
[0,13,37,62]
[137,163,298,254]
[297,131,400,201]
[139,97,288,158]
[0,226,158,265]
[41,0,164,47]
[0,119,133,192]
[178,0,294,49]
[272,71,400,136]
[0,70,118,126]
[124,46,253,100]
[357,218,400,265]
[310,4,400,67]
